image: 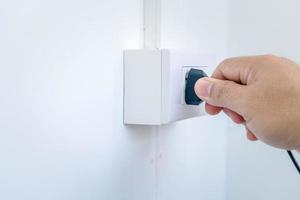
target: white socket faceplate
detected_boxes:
[123,49,216,125]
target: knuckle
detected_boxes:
[219,58,235,67]
[261,54,279,61]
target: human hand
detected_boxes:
[195,55,300,151]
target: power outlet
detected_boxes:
[124,49,214,125]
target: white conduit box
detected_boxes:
[123,49,215,125]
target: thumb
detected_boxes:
[194,77,248,114]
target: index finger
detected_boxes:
[212,56,262,84]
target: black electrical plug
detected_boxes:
[185,68,208,105]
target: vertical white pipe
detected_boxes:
[142,3,162,199]
[143,0,161,49]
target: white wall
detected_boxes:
[227,1,300,200]
[0,1,157,199]
[0,0,229,200]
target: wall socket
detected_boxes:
[123,49,215,125]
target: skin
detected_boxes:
[194,55,300,151]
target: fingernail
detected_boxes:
[194,78,212,98]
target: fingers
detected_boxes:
[200,56,262,143]
[199,56,260,116]
[212,56,259,85]
[247,132,258,141]
[195,77,248,115]
[205,103,222,115]
[223,108,245,124]
[205,94,258,142]
[207,103,245,124]
[246,126,258,141]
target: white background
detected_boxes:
[0,0,299,200]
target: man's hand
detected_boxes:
[194,55,300,151]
